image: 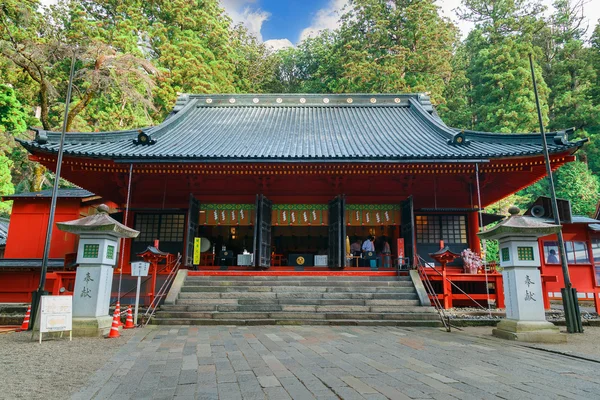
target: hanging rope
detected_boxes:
[475,163,492,318]
[117,164,134,303]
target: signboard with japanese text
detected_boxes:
[40,295,72,334]
[193,238,201,265]
[131,261,150,277]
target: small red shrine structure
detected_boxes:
[525,197,600,313]
[0,94,587,305]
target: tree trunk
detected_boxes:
[32,164,46,191]
[39,79,50,130]
[66,90,94,132]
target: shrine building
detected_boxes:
[16,93,585,278]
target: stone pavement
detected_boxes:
[73,325,600,400]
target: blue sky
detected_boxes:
[222,0,600,51]
[255,0,328,42]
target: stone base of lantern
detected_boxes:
[493,319,566,343]
[72,316,114,337]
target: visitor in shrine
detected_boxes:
[362,236,375,253]
[547,249,559,264]
[350,239,362,256]
[379,237,391,268]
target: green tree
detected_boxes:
[0,83,27,138]
[458,0,549,133]
[0,153,14,216]
[0,84,22,215]
[275,31,340,93]
[538,0,599,134]
[519,160,600,216]
[333,0,458,102]
[0,0,64,130]
[438,43,473,129]
[230,25,283,93]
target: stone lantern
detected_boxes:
[478,206,565,343]
[57,204,139,336]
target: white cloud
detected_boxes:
[264,38,294,51]
[220,0,271,42]
[298,0,348,42]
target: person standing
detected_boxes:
[362,236,375,253]
[380,238,391,268]
[350,239,362,256]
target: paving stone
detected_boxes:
[258,375,281,388]
[74,325,600,400]
[264,386,292,400]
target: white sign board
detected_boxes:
[131,261,150,277]
[40,295,72,343]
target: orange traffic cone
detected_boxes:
[20,305,31,331]
[124,306,135,329]
[114,302,123,327]
[107,309,121,338]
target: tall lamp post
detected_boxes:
[528,54,583,333]
[29,51,77,330]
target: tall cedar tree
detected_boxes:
[334,0,458,103]
[458,0,550,133]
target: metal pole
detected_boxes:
[134,275,141,325]
[475,163,492,318]
[117,163,134,304]
[29,51,77,330]
[528,53,582,333]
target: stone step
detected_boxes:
[176,293,417,304]
[178,292,418,301]
[180,285,414,293]
[171,301,422,310]
[155,311,440,320]
[186,275,410,282]
[161,304,433,313]
[183,280,413,287]
[151,318,442,327]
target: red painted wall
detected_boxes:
[539,224,599,306]
[4,199,81,259]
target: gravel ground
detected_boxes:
[0,329,135,400]
[460,325,600,359]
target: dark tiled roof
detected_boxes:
[20,94,586,162]
[0,218,8,246]
[0,258,65,268]
[2,188,94,201]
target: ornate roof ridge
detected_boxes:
[174,93,434,110]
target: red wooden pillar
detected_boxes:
[469,211,481,254]
[151,262,158,305]
[541,278,550,310]
[442,267,452,309]
[495,274,505,309]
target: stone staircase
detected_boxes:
[153,274,442,326]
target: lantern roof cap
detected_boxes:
[478,206,561,240]
[56,204,139,238]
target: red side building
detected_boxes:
[0,189,115,302]
[525,197,600,313]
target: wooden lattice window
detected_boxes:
[416,215,467,244]
[134,213,185,242]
